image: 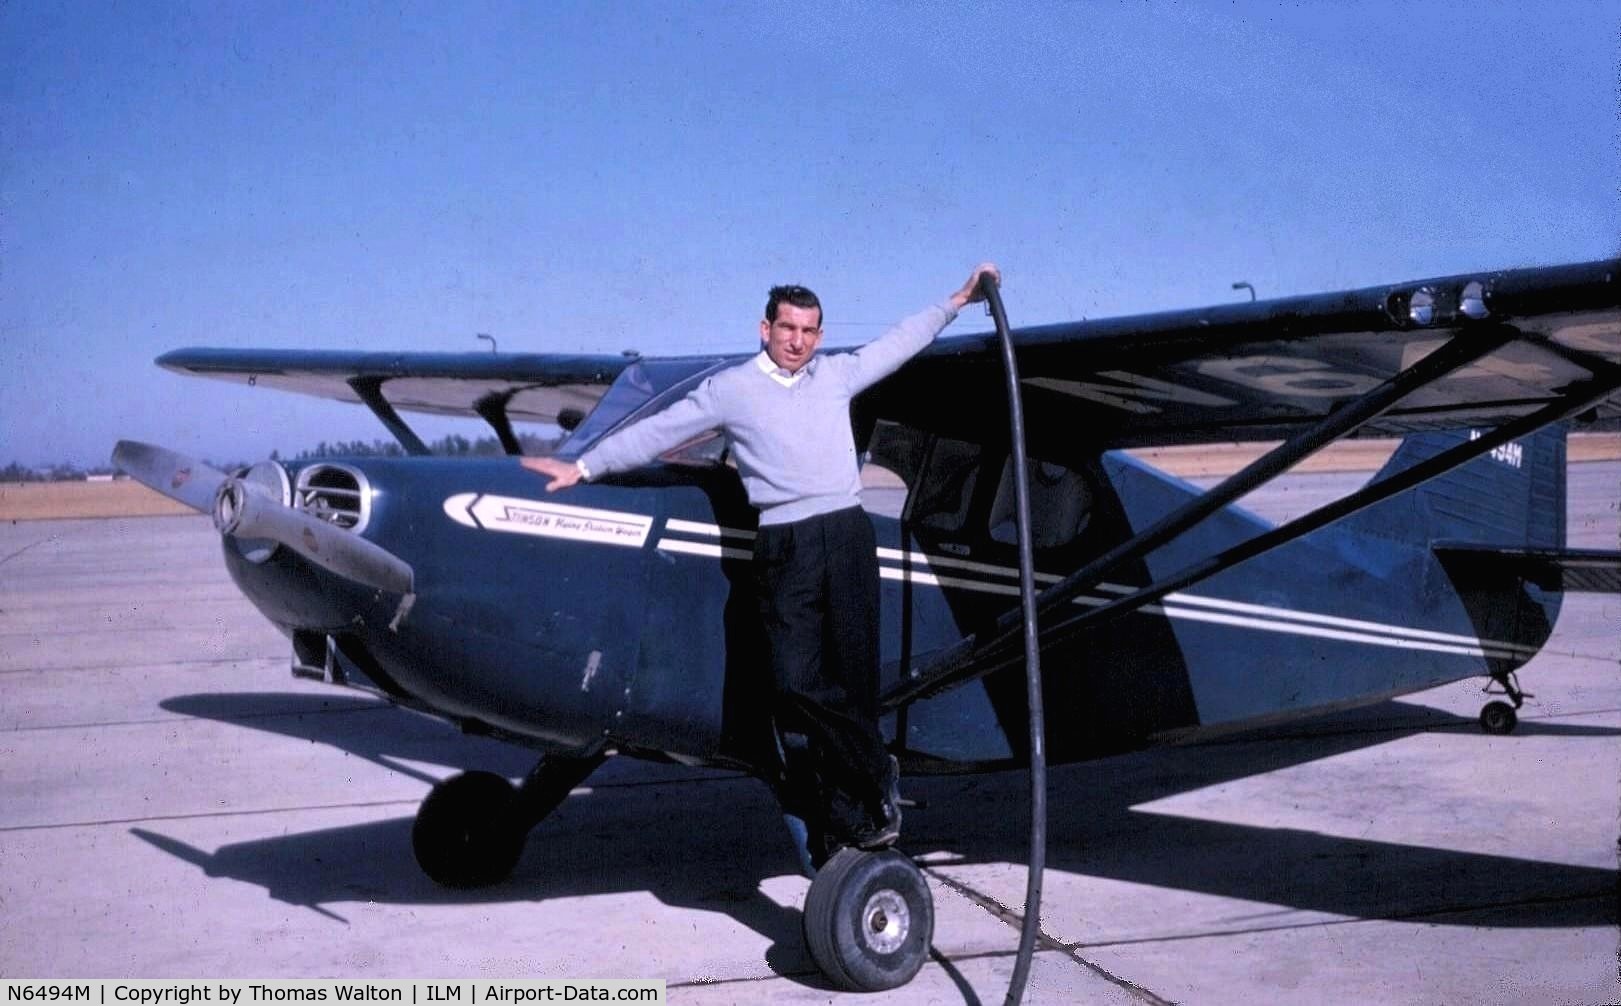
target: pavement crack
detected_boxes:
[0,655,283,675]
[1069,888,1615,949]
[0,534,58,567]
[924,866,1175,1005]
[0,797,423,833]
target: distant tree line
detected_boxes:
[295,432,560,459]
[6,432,566,482]
[2,461,120,483]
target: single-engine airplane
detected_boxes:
[115,259,1621,991]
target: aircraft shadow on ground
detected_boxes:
[137,691,1619,978]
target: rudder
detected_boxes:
[1341,422,1566,549]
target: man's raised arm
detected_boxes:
[842,263,1000,394]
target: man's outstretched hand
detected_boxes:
[519,456,582,492]
[950,262,1001,311]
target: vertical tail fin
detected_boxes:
[1343,423,1566,548]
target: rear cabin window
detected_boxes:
[903,434,1092,550]
[987,458,1091,549]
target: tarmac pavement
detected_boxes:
[2,464,1617,1003]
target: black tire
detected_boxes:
[1479,700,1518,736]
[803,847,933,992]
[411,771,523,887]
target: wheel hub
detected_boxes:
[861,888,910,954]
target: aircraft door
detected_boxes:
[619,473,766,763]
[884,436,1133,762]
[871,435,1052,689]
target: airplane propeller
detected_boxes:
[112,440,415,596]
[110,439,230,514]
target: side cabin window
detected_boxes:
[908,438,984,534]
[902,433,1092,552]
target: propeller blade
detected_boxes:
[213,480,415,595]
[111,440,229,514]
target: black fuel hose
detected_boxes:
[979,274,1046,1006]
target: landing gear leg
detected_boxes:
[1479,670,1531,736]
[412,752,606,887]
[769,726,835,877]
[803,847,934,992]
[510,752,607,833]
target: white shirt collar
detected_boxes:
[755,351,808,388]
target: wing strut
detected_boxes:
[349,378,431,456]
[888,359,1621,703]
[475,392,524,455]
[884,322,1524,707]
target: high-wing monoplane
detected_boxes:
[115,259,1621,991]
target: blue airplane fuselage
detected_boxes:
[222,426,1563,772]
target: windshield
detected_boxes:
[558,358,732,459]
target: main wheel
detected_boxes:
[803,847,933,992]
[1479,700,1518,735]
[411,771,523,887]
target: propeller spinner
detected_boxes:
[112,440,414,595]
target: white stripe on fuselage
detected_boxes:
[654,519,1531,662]
[655,538,754,561]
[879,538,1535,656]
[664,518,758,541]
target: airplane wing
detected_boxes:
[870,258,1621,450]
[155,348,640,427]
[156,260,1618,455]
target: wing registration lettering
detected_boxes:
[1195,355,1384,398]
[1550,318,1621,355]
[1024,371,1236,415]
[1400,339,1557,384]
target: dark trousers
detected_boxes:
[753,506,890,842]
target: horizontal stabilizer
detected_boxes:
[1433,543,1621,593]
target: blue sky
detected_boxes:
[3,1,1616,467]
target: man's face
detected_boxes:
[760,302,823,374]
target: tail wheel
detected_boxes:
[803,847,933,992]
[411,771,523,887]
[1479,700,1518,735]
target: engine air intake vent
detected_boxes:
[294,464,371,533]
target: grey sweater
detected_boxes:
[578,301,958,525]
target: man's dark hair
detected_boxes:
[765,284,822,326]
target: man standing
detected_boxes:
[522,263,1000,853]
